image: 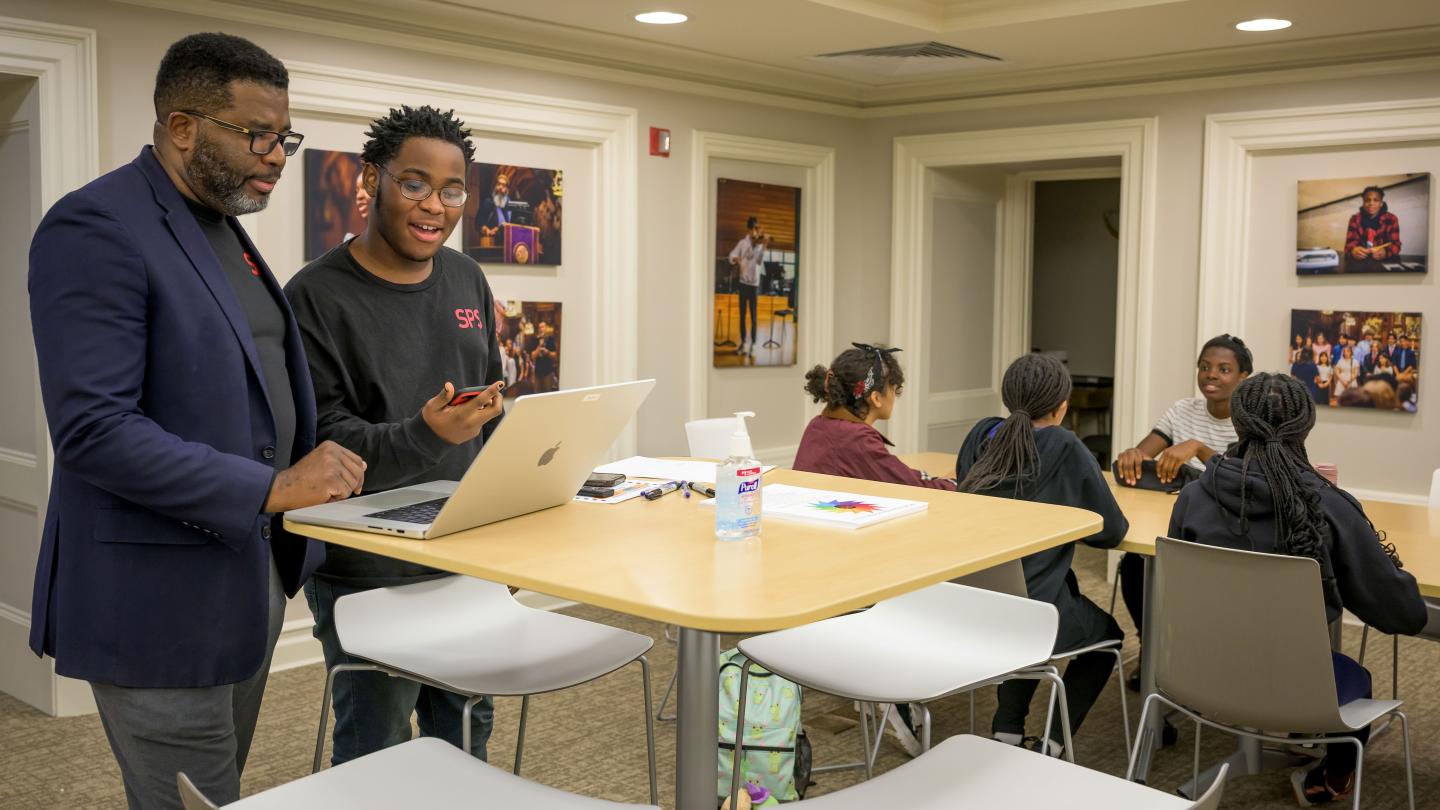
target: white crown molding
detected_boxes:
[810,0,1188,33]
[109,0,1440,118]
[1196,98,1440,347]
[687,132,836,436]
[889,118,1157,454]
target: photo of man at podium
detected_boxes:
[462,163,561,265]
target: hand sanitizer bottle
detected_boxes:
[716,411,762,541]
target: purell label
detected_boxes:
[738,479,760,494]
[738,467,761,477]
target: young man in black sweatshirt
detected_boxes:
[285,106,505,765]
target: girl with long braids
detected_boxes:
[793,343,954,757]
[1168,373,1425,806]
[955,353,1129,759]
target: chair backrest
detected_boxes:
[1153,537,1346,733]
[1188,763,1229,810]
[177,773,221,810]
[951,559,1027,599]
[685,417,736,459]
[1429,468,1440,509]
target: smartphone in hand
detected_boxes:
[448,381,504,406]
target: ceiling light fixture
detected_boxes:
[635,11,687,25]
[1235,18,1292,32]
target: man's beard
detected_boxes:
[185,133,272,215]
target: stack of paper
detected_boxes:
[593,456,775,486]
[761,484,927,530]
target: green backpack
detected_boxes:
[717,648,812,802]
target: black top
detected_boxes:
[1169,458,1426,635]
[957,419,1129,649]
[285,242,503,585]
[183,197,296,472]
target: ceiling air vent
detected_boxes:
[809,41,1001,76]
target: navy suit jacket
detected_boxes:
[28,147,324,688]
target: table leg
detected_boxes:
[1136,555,1159,782]
[677,628,719,810]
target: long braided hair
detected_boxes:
[1224,373,1400,566]
[958,353,1072,494]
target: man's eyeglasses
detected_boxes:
[375,164,469,208]
[181,110,304,156]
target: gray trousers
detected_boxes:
[91,557,286,810]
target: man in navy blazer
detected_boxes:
[28,33,366,809]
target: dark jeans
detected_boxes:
[993,592,1124,746]
[737,284,758,345]
[306,576,494,766]
[1324,652,1373,776]
[1119,552,1145,636]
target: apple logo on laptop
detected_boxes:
[537,442,561,467]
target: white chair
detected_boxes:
[1127,537,1414,809]
[791,734,1225,809]
[1355,466,1440,700]
[655,417,741,722]
[316,576,658,805]
[726,582,1073,804]
[684,417,735,460]
[954,559,1131,757]
[181,737,657,809]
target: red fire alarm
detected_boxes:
[649,127,671,158]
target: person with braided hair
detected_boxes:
[1168,373,1425,806]
[955,353,1129,759]
[794,343,954,757]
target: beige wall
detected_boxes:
[854,70,1440,488]
[2,0,1438,495]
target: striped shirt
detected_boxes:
[1151,397,1237,471]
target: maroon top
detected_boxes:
[792,415,956,491]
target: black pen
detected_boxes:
[687,481,716,499]
[643,480,682,500]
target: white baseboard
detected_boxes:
[1344,487,1429,507]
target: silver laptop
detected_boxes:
[286,379,655,539]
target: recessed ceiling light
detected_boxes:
[635,11,687,25]
[1235,18,1292,32]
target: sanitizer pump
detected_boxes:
[715,411,762,541]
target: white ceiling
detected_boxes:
[118,0,1440,112]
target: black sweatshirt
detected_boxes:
[956,420,1129,645]
[285,242,502,585]
[1169,458,1426,635]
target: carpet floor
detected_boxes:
[2,546,1435,808]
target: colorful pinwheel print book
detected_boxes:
[761,484,928,529]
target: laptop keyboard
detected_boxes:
[365,497,449,524]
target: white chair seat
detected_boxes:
[222,738,654,809]
[738,583,1055,704]
[796,735,1190,809]
[1338,698,1404,731]
[335,576,653,696]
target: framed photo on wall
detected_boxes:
[303,149,367,260]
[1287,309,1420,412]
[1296,174,1429,275]
[713,178,800,367]
[492,299,562,398]
[462,163,563,266]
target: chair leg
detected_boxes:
[313,662,384,773]
[656,666,678,721]
[861,704,877,779]
[1192,719,1201,796]
[919,703,932,753]
[728,665,753,810]
[1111,647,1132,754]
[1396,710,1415,810]
[1392,635,1400,700]
[637,656,659,806]
[514,694,531,775]
[462,694,484,758]
[1358,624,1369,664]
[1126,692,1166,781]
[968,691,976,735]
[1350,737,1364,810]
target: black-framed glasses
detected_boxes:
[375,164,468,208]
[181,110,304,156]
